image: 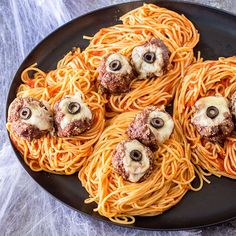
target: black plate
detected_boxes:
[6,0,236,230]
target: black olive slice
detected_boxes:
[130,150,142,162]
[143,51,156,64]
[68,102,81,114]
[19,107,32,120]
[150,117,164,129]
[206,106,219,119]
[109,59,122,71]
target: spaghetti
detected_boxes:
[58,4,200,117]
[6,3,204,223]
[174,56,236,179]
[79,111,196,224]
[7,66,106,174]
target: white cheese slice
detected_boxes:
[23,101,53,131]
[105,53,132,75]
[59,91,92,129]
[147,109,174,144]
[123,140,150,183]
[192,96,230,127]
[132,43,164,80]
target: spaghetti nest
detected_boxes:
[174,56,236,179]
[58,3,200,117]
[79,111,195,224]
[7,65,106,174]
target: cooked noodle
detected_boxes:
[6,4,204,223]
[58,4,200,117]
[7,66,105,174]
[79,111,196,224]
[174,56,236,179]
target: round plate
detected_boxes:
[6,0,236,230]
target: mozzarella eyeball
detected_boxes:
[98,53,135,94]
[131,38,170,80]
[112,139,154,183]
[127,106,174,149]
[54,91,93,137]
[191,96,234,142]
[8,97,53,140]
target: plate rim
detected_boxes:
[5,0,236,231]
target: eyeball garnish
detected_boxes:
[98,53,135,94]
[19,107,32,120]
[109,59,122,71]
[142,51,156,64]
[150,117,164,129]
[8,97,53,141]
[130,149,142,162]
[54,91,93,137]
[206,106,219,119]
[127,106,174,149]
[191,96,234,143]
[112,139,154,183]
[68,102,81,114]
[131,38,170,80]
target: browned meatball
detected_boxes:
[8,97,53,141]
[127,106,174,150]
[97,53,135,94]
[191,96,234,143]
[54,92,93,137]
[112,139,154,183]
[131,38,170,80]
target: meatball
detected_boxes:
[131,38,170,80]
[8,96,53,141]
[191,96,234,143]
[112,139,154,183]
[54,92,93,137]
[126,106,174,150]
[97,53,135,94]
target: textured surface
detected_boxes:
[1,0,236,235]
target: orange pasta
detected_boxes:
[58,4,200,117]
[6,4,204,224]
[79,111,196,224]
[174,56,236,179]
[7,65,106,174]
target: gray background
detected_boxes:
[1,0,236,235]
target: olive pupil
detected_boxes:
[130,150,142,162]
[109,60,122,71]
[20,107,31,120]
[111,62,118,69]
[133,152,139,157]
[150,117,164,129]
[206,106,219,119]
[22,111,27,116]
[146,55,152,61]
[68,102,80,114]
[143,52,156,63]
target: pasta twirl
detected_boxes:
[174,56,236,179]
[58,4,200,117]
[79,111,196,224]
[7,66,106,174]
